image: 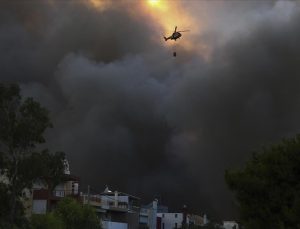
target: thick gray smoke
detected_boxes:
[1,0,300,219]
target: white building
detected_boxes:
[157,213,184,229]
[223,221,239,229]
[30,160,80,215]
[139,200,158,229]
[81,186,140,229]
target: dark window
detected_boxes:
[162,214,164,218]
[175,214,178,218]
[162,223,165,229]
[175,223,178,228]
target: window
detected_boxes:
[175,223,178,228]
[175,213,178,218]
[162,214,164,218]
[162,223,165,229]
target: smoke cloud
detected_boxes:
[1,0,300,218]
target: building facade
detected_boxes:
[31,174,80,214]
[81,186,140,229]
[223,221,239,229]
[157,213,184,229]
[23,159,80,215]
[139,200,158,229]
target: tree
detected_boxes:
[26,150,66,211]
[54,197,101,229]
[0,183,26,229]
[225,135,300,229]
[0,83,65,227]
[30,213,64,229]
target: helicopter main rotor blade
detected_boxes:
[174,26,177,33]
[177,30,190,32]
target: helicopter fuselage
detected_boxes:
[164,26,188,42]
[164,32,182,41]
[172,32,182,40]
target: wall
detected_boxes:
[157,213,183,229]
[32,200,47,214]
[102,221,128,229]
[223,221,239,229]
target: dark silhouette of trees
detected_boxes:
[53,197,101,229]
[0,83,65,228]
[226,135,300,229]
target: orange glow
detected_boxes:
[147,0,167,11]
[85,0,210,59]
[142,0,210,59]
[148,0,160,6]
[145,0,190,33]
[87,0,111,11]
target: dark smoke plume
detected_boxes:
[1,0,300,219]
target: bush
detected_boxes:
[54,197,101,229]
[30,214,65,229]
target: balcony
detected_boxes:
[81,195,131,212]
[81,194,102,207]
[33,189,79,200]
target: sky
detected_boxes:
[1,0,300,219]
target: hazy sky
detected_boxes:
[1,0,300,219]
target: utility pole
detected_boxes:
[87,185,90,206]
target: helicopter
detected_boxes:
[164,26,189,41]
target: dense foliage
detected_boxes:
[226,135,300,229]
[30,213,65,229]
[30,198,101,229]
[0,84,65,228]
[55,197,101,229]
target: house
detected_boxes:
[157,212,184,229]
[156,205,207,229]
[29,160,80,214]
[157,205,169,214]
[81,186,140,229]
[139,200,158,229]
[222,221,239,229]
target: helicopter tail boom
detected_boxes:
[164,36,169,41]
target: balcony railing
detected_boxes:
[80,194,133,212]
[33,189,79,200]
[81,194,102,207]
